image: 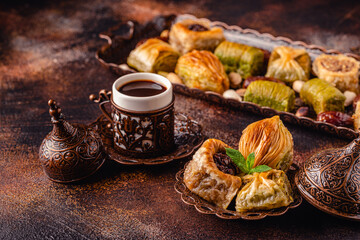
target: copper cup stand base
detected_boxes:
[89,112,204,165]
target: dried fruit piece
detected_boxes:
[317,111,353,128]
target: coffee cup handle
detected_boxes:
[89,90,113,123]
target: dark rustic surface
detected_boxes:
[1,0,360,239]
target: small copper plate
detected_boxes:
[89,112,204,165]
[174,163,302,220]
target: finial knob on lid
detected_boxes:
[48,99,62,121]
[39,99,106,183]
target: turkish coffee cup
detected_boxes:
[100,73,175,158]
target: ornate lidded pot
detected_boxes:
[39,100,106,183]
[295,137,360,221]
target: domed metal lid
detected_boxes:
[39,100,106,183]
[295,137,360,221]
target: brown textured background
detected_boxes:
[1,0,360,239]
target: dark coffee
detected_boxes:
[118,80,167,97]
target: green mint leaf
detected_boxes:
[225,149,269,175]
[246,157,251,172]
[225,148,248,173]
[247,152,255,169]
[249,165,272,174]
[225,148,243,161]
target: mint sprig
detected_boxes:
[225,148,272,174]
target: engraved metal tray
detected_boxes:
[96,14,360,140]
[174,163,302,220]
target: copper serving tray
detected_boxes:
[174,163,302,220]
[96,14,360,140]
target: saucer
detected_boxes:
[89,112,204,165]
[174,163,303,220]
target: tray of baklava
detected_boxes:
[96,14,360,140]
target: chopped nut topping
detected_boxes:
[320,58,355,72]
[188,24,209,32]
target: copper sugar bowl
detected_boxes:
[39,100,106,183]
[295,137,360,221]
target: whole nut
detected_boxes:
[229,72,242,89]
[236,88,247,97]
[353,103,360,132]
[344,91,356,107]
[167,72,183,84]
[223,89,242,101]
[295,107,310,117]
[353,95,360,109]
[293,80,305,93]
[118,64,134,72]
[160,30,169,39]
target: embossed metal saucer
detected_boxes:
[295,138,360,221]
[174,163,302,220]
[89,112,204,165]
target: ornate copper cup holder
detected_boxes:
[174,163,302,220]
[89,108,204,165]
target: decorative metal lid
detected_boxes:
[295,137,360,221]
[39,100,106,183]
